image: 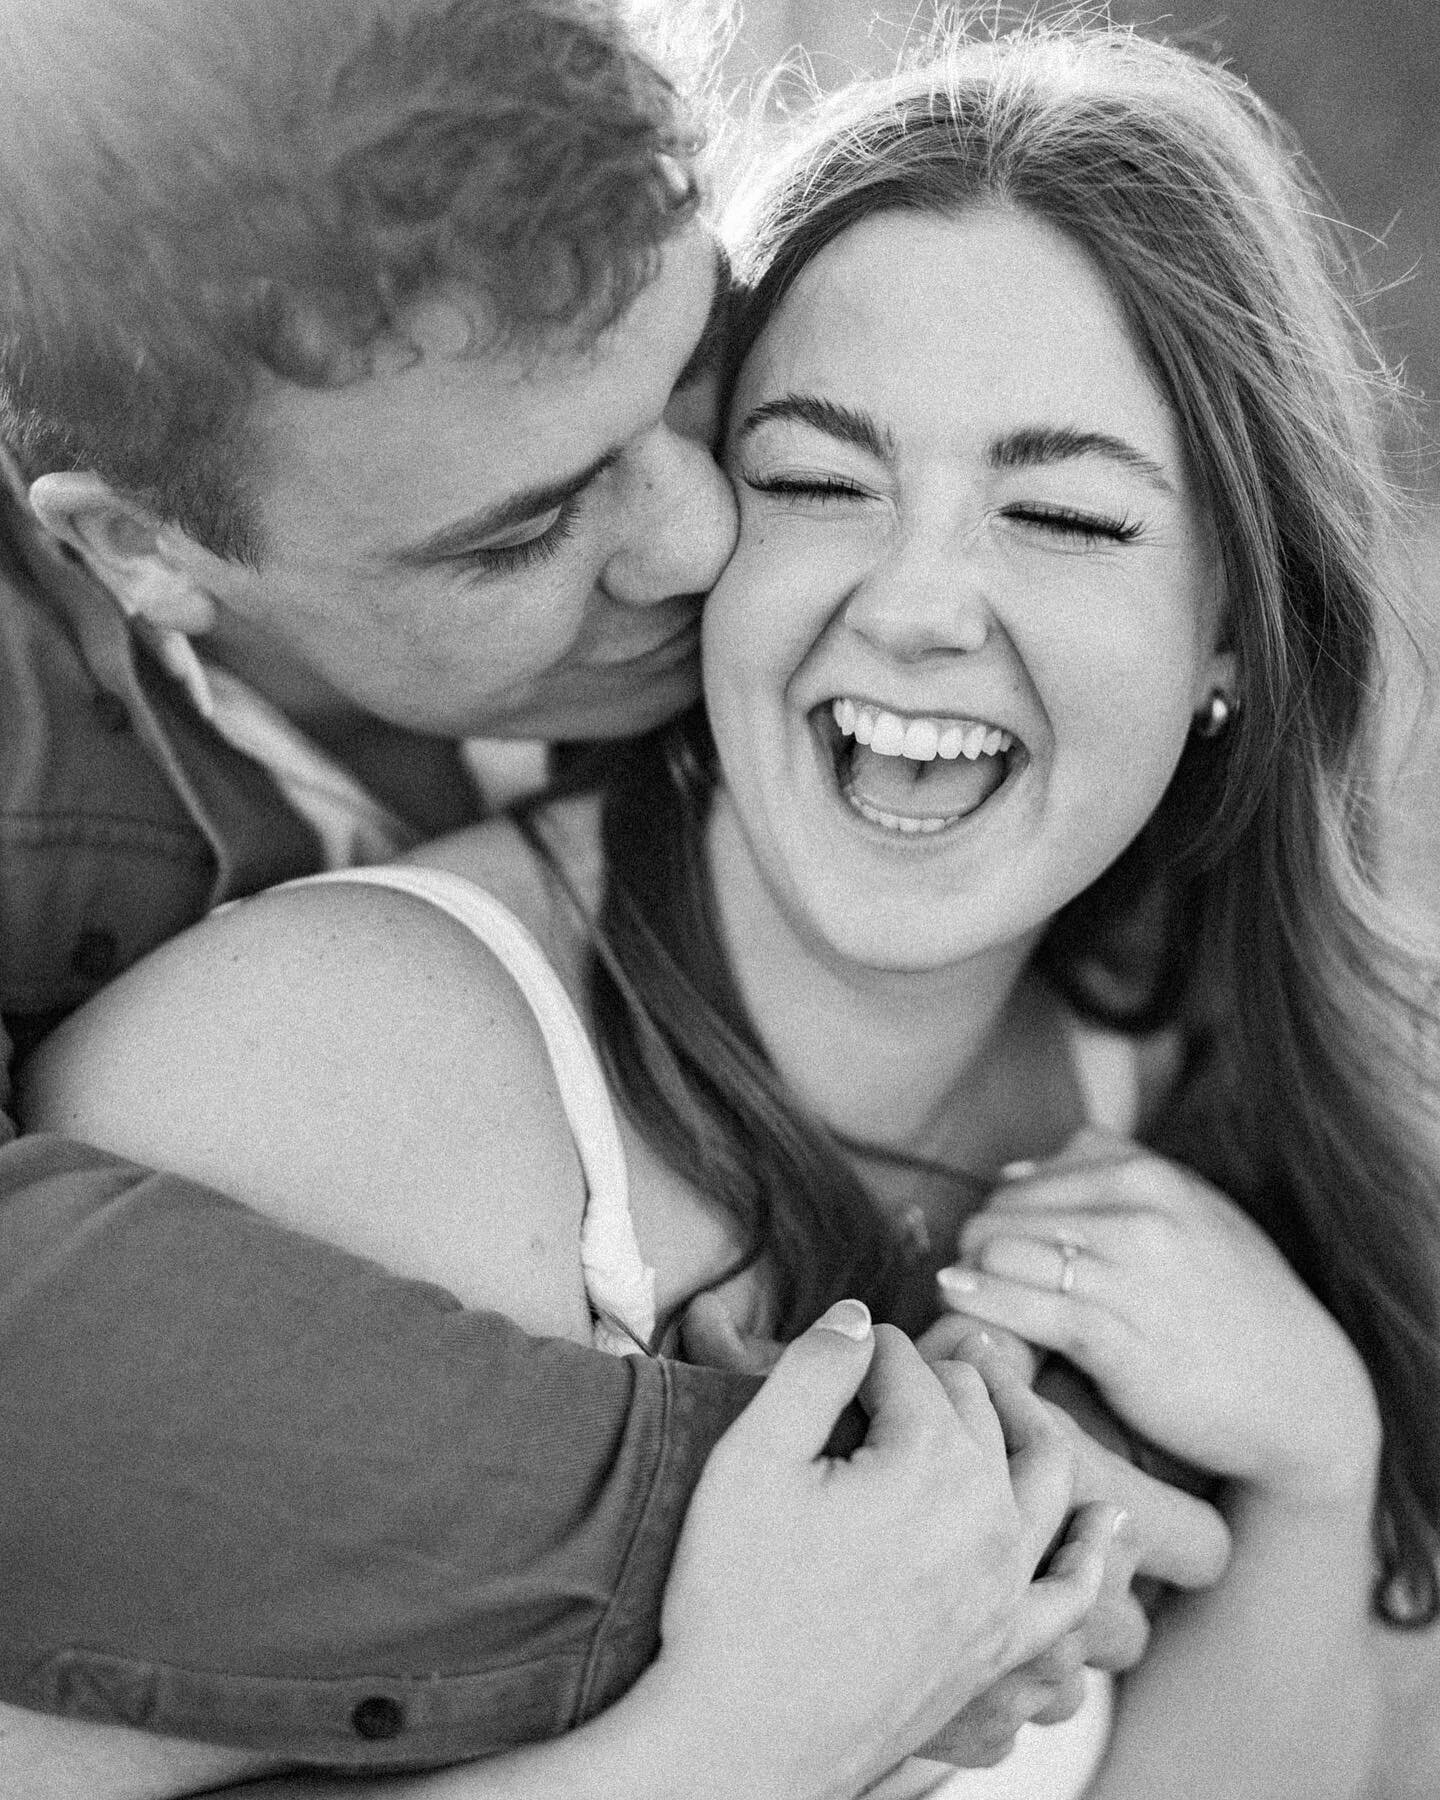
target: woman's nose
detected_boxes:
[842,535,993,660]
[601,422,738,608]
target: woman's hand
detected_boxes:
[935,1129,1381,1506]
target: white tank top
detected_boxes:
[285,863,1126,1800]
[278,862,658,1355]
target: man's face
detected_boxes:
[187,224,736,740]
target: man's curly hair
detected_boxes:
[0,0,715,561]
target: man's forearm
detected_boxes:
[0,1134,758,1767]
[150,1661,845,1800]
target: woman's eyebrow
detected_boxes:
[991,425,1177,494]
[735,394,896,461]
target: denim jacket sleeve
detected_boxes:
[0,1128,760,1768]
[0,513,763,1768]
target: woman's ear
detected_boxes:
[28,471,219,637]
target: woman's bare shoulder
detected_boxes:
[20,874,595,1337]
[406,794,604,979]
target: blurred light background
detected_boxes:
[720,0,1440,918]
[723,1,1438,454]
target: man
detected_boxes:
[0,1,1227,1793]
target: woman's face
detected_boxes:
[702,205,1232,976]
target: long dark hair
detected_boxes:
[562,22,1440,1625]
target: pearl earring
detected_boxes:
[1193,689,1234,738]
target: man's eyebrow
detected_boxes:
[389,250,733,570]
[991,425,1176,494]
[735,393,896,461]
[672,243,734,392]
[390,447,622,567]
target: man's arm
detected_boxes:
[74,1321,1112,1800]
[5,1278,1113,1800]
[0,1130,760,1768]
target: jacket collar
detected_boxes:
[0,449,322,899]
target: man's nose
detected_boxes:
[601,423,738,607]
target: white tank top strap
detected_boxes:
[271,865,658,1354]
[1065,1016,1141,1137]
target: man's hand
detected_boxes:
[914,1632,1089,1766]
[685,1293,1224,1675]
[682,1292,1142,1767]
[649,1300,1114,1800]
[922,1322,1232,1672]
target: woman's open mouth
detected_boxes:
[821,697,1022,835]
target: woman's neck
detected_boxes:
[705,799,1047,1172]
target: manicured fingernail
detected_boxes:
[814,1298,872,1340]
[998,1159,1037,1181]
[937,1265,980,1295]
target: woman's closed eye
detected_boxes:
[742,472,873,505]
[1003,502,1143,546]
[740,469,1144,545]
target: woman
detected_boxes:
[23,18,1440,1798]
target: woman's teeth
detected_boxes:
[827,696,1014,834]
[831,698,1013,762]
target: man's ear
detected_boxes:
[28,471,219,637]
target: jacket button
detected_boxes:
[70,929,119,983]
[350,1695,406,1740]
[92,690,131,733]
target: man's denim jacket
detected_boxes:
[0,487,755,1767]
